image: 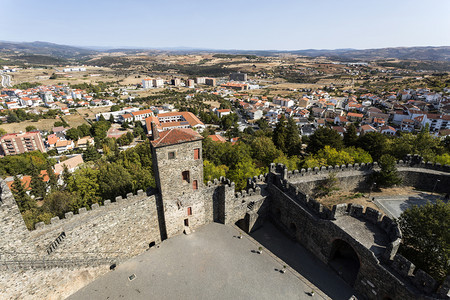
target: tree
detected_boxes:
[306,127,344,154]
[77,123,91,137]
[0,128,6,136]
[110,105,121,112]
[83,144,101,161]
[66,128,81,141]
[398,201,449,282]
[61,164,72,189]
[30,168,46,199]
[357,132,388,161]
[273,115,288,153]
[228,160,263,191]
[203,160,229,183]
[343,124,358,147]
[250,136,283,167]
[374,154,402,187]
[11,176,35,212]
[97,162,133,200]
[25,125,37,132]
[285,117,302,156]
[43,190,82,218]
[46,166,58,191]
[67,168,101,207]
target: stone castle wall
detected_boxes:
[29,191,161,260]
[0,180,35,254]
[267,163,449,299]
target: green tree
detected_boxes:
[11,176,35,212]
[434,153,450,165]
[203,160,229,183]
[77,123,91,137]
[398,201,449,282]
[306,127,344,154]
[43,190,82,218]
[251,136,283,167]
[46,166,58,191]
[97,163,133,200]
[357,132,388,161]
[67,168,101,207]
[285,117,302,156]
[273,115,288,153]
[343,124,358,147]
[0,128,6,136]
[110,105,121,112]
[374,154,402,187]
[228,160,263,191]
[273,154,301,170]
[25,125,37,132]
[61,164,72,189]
[30,168,46,199]
[66,128,81,141]
[83,144,101,161]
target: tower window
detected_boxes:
[187,207,192,216]
[193,180,198,190]
[194,148,200,160]
[182,171,190,183]
[168,151,176,159]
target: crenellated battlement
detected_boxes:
[33,190,153,232]
[206,176,235,188]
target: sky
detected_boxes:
[1,0,449,50]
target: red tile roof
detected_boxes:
[208,134,226,143]
[150,128,203,148]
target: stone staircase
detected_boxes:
[46,232,66,255]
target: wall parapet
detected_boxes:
[33,190,152,232]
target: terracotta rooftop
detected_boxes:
[208,134,226,143]
[150,128,203,148]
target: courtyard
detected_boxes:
[69,222,356,300]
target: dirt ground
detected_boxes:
[7,66,118,87]
[0,111,89,134]
[316,186,419,211]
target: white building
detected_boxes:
[153,78,164,88]
[142,78,154,89]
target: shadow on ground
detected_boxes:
[250,220,359,300]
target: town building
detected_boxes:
[229,72,247,81]
[0,131,46,156]
[142,78,154,89]
[145,111,205,135]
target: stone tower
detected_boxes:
[150,126,205,238]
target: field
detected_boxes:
[7,66,118,87]
[0,110,93,134]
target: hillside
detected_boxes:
[0,41,97,59]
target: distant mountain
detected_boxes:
[287,46,450,62]
[0,41,98,58]
[0,41,449,63]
